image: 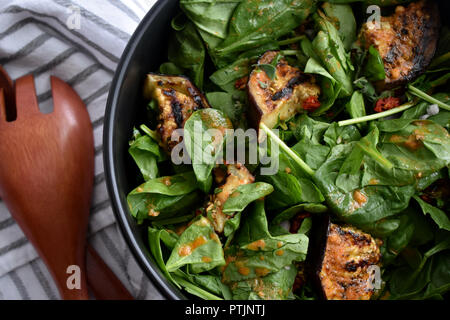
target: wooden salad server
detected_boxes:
[0,69,133,300]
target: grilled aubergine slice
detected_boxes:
[143,73,209,152]
[206,164,254,234]
[248,51,321,130]
[359,0,440,89]
[308,215,381,300]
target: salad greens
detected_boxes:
[127,0,450,300]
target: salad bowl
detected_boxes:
[105,0,450,300]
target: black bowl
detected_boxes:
[103,0,184,300]
[104,0,449,301]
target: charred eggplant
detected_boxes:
[247,51,321,130]
[206,164,254,234]
[359,0,440,89]
[144,73,209,152]
[308,215,381,300]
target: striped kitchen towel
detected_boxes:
[0,0,164,300]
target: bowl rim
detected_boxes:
[103,0,185,300]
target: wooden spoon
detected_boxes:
[0,65,15,120]
[0,70,134,300]
[0,74,92,299]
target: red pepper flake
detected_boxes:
[289,212,311,234]
[234,76,248,90]
[303,96,321,111]
[374,97,401,113]
[419,194,433,204]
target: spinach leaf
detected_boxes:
[148,227,179,287]
[383,214,415,264]
[222,201,309,282]
[312,31,353,97]
[290,114,330,144]
[184,109,234,192]
[180,0,241,44]
[381,204,434,265]
[168,21,206,88]
[214,0,316,58]
[206,92,243,126]
[166,216,225,273]
[224,211,242,238]
[314,117,450,231]
[180,0,242,67]
[313,142,416,228]
[127,172,200,223]
[300,37,321,62]
[209,57,253,91]
[317,79,343,116]
[413,196,450,231]
[128,128,164,181]
[230,264,297,300]
[364,218,401,240]
[311,10,355,98]
[388,237,450,300]
[208,56,253,104]
[288,115,332,170]
[364,46,386,81]
[159,62,184,75]
[321,2,356,51]
[171,270,223,300]
[430,111,450,131]
[206,92,239,123]
[259,170,302,209]
[129,171,198,196]
[345,91,366,128]
[363,120,450,188]
[323,122,361,147]
[314,12,352,73]
[259,115,329,209]
[270,203,328,227]
[291,139,330,170]
[304,57,335,82]
[420,251,450,299]
[159,228,179,250]
[304,58,342,115]
[222,182,274,214]
[341,127,392,174]
[407,206,435,247]
[388,255,434,300]
[353,77,378,103]
[223,229,308,282]
[260,152,324,210]
[401,93,450,122]
[190,274,232,299]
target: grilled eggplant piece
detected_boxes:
[247,51,321,130]
[206,164,254,234]
[308,215,381,300]
[359,0,440,89]
[144,73,209,152]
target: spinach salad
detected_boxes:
[127,0,450,300]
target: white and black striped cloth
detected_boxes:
[0,0,164,300]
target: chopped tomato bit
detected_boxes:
[303,96,321,111]
[289,212,311,234]
[234,76,248,90]
[374,97,401,113]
